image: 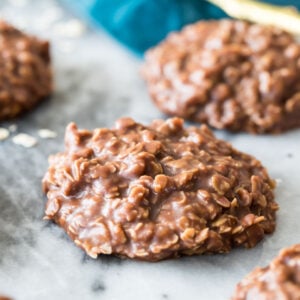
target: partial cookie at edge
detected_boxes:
[0,20,52,120]
[232,244,300,300]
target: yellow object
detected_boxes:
[207,0,300,35]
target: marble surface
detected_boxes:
[0,1,300,299]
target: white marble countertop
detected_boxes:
[0,1,299,299]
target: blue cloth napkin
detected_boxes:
[61,0,300,54]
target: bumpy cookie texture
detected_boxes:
[0,20,52,120]
[142,20,300,134]
[43,118,278,261]
[232,244,300,300]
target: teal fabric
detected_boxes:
[60,0,227,54]
[61,0,300,54]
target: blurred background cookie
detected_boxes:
[0,20,52,120]
[142,20,300,134]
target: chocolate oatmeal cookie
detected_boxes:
[142,20,300,134]
[0,20,52,120]
[232,244,300,300]
[0,297,12,300]
[43,118,278,261]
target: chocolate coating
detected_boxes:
[142,20,300,134]
[232,244,300,300]
[0,20,52,120]
[43,118,278,261]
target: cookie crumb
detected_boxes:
[0,128,10,141]
[38,129,57,139]
[12,133,37,148]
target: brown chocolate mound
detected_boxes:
[142,20,300,134]
[43,118,278,261]
[0,20,52,120]
[232,244,300,300]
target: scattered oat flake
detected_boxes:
[57,41,74,53]
[54,19,86,38]
[43,6,63,23]
[0,128,10,141]
[8,0,29,7]
[35,7,64,31]
[38,129,57,139]
[9,124,17,132]
[12,133,37,148]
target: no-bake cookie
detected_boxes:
[0,20,52,120]
[0,297,12,300]
[142,20,300,134]
[232,244,300,300]
[43,118,278,261]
